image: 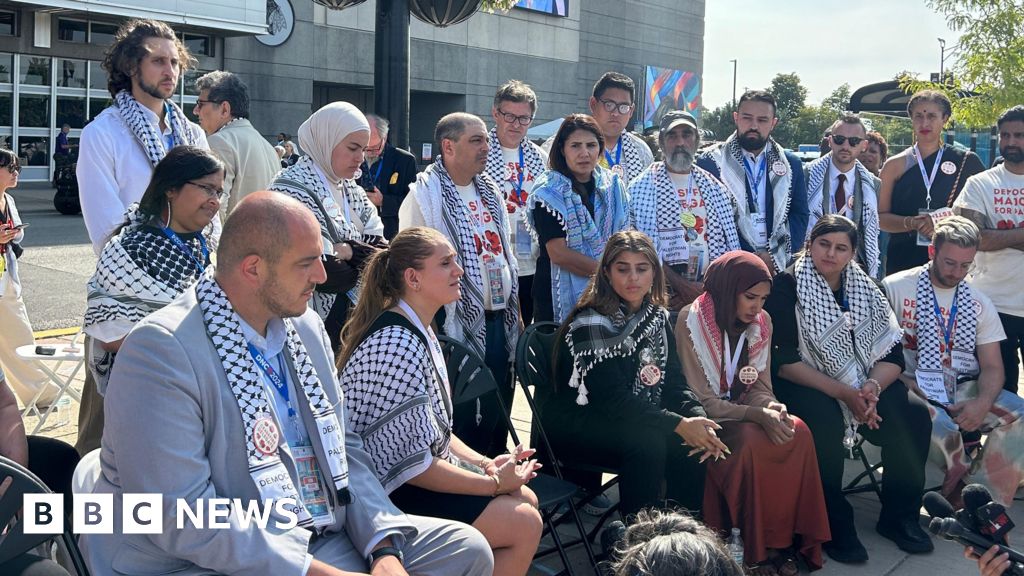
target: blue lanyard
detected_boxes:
[162,102,175,151]
[247,344,295,418]
[160,227,209,273]
[930,284,959,352]
[604,137,623,167]
[370,158,385,187]
[513,144,526,202]
[914,144,944,206]
[741,153,766,212]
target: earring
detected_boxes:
[164,200,173,228]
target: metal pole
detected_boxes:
[374,0,411,151]
[938,38,946,83]
[730,59,737,108]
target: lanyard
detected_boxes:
[604,137,623,168]
[930,283,959,354]
[247,343,295,418]
[162,102,176,152]
[397,299,449,389]
[160,226,209,273]
[913,144,944,208]
[680,173,695,210]
[371,158,384,188]
[464,184,496,240]
[722,331,747,394]
[742,153,766,212]
[512,144,526,203]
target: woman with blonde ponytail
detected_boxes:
[339,226,543,576]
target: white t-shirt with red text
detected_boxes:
[457,183,513,311]
[667,170,710,278]
[953,164,1024,316]
[501,146,540,276]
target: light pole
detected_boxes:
[938,37,946,83]
[730,59,737,108]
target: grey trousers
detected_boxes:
[311,514,494,575]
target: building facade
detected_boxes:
[0,0,703,180]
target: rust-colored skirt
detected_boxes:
[703,418,830,570]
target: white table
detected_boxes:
[15,343,85,434]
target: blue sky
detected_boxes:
[701,0,962,109]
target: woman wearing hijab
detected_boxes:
[543,231,725,518]
[675,250,829,575]
[85,146,223,393]
[763,215,932,564]
[269,101,386,351]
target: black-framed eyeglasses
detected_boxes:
[496,109,534,126]
[599,99,633,115]
[194,99,221,110]
[831,135,864,147]
[187,181,226,200]
[3,163,19,174]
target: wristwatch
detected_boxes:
[368,546,404,567]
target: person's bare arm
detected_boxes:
[877,156,929,234]
[545,238,599,278]
[956,207,1024,252]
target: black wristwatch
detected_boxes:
[368,546,404,567]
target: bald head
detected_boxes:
[435,112,488,185]
[217,191,318,272]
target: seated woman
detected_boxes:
[527,113,630,323]
[543,230,725,518]
[338,227,542,576]
[84,146,223,393]
[763,215,932,564]
[675,250,829,575]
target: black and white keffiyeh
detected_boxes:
[794,255,901,425]
[484,129,548,200]
[194,273,350,527]
[805,154,881,277]
[84,205,208,393]
[702,134,794,271]
[341,317,453,494]
[565,302,669,406]
[630,162,741,267]
[914,264,978,375]
[408,158,520,360]
[270,156,383,318]
[114,90,201,168]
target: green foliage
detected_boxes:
[480,0,521,12]
[697,102,736,142]
[902,0,1024,127]
[822,83,851,116]
[767,73,808,148]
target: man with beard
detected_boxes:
[399,113,521,456]
[697,90,808,274]
[804,113,882,277]
[883,216,1024,508]
[75,18,209,455]
[955,105,1024,393]
[629,110,741,309]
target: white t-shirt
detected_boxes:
[456,183,513,311]
[883,266,1005,378]
[666,171,710,279]
[500,146,540,275]
[953,165,1024,317]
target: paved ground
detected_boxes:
[13,184,982,575]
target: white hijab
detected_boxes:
[297,101,370,184]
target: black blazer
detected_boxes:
[362,144,418,219]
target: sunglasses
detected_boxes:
[599,99,633,115]
[831,135,864,146]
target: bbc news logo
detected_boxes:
[23,494,300,534]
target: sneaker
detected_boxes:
[581,492,613,516]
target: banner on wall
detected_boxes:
[515,0,568,17]
[642,66,701,129]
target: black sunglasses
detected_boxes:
[831,135,864,146]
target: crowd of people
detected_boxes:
[1,15,1022,576]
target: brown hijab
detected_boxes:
[703,250,773,337]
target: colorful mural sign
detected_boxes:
[643,66,701,129]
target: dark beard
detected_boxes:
[738,131,767,152]
[1001,146,1024,164]
[138,77,173,101]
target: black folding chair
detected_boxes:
[0,456,90,575]
[439,335,598,576]
[842,437,883,498]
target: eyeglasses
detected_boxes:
[496,109,534,126]
[187,181,226,200]
[831,135,864,147]
[3,164,19,174]
[194,99,221,110]
[599,99,633,115]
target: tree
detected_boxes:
[821,83,852,116]
[903,0,1024,127]
[768,73,808,148]
[697,102,736,142]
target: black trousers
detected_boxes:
[519,274,534,327]
[999,313,1024,394]
[543,413,705,517]
[452,312,515,457]
[774,378,931,542]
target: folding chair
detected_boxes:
[842,437,883,498]
[439,335,598,576]
[0,456,90,575]
[514,322,623,558]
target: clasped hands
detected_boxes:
[482,443,541,495]
[844,379,882,430]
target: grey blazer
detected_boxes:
[80,289,414,576]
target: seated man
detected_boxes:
[79,192,493,576]
[883,216,1024,507]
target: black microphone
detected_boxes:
[923,490,956,519]
[963,483,1015,542]
[929,517,1024,571]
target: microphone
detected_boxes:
[963,483,1015,542]
[929,517,1024,571]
